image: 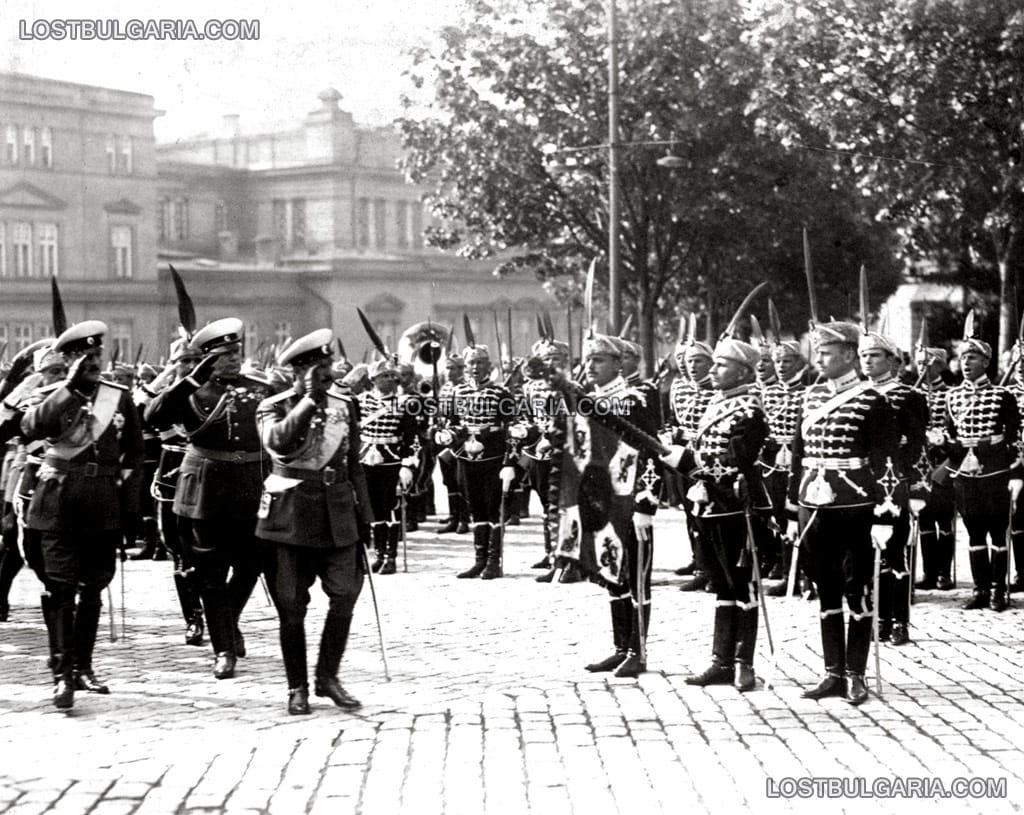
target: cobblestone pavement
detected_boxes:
[1,505,1023,815]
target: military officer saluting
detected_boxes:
[145,318,272,679]
[256,330,373,715]
[790,321,898,706]
[21,321,144,709]
[943,321,1022,611]
[661,336,769,691]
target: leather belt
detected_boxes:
[162,444,188,455]
[960,434,1004,446]
[363,435,399,444]
[802,456,868,470]
[188,445,265,464]
[272,465,343,485]
[43,458,119,477]
[465,425,502,433]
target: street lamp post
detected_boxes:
[607,0,621,334]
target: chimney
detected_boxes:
[222,114,241,136]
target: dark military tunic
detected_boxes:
[943,375,1021,596]
[789,369,898,678]
[256,385,373,690]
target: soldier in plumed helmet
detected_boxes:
[145,318,272,680]
[661,336,769,691]
[434,352,469,534]
[790,321,898,706]
[21,321,144,709]
[942,323,1022,612]
[356,357,419,575]
[911,346,956,591]
[434,342,516,579]
[661,330,715,590]
[256,330,373,715]
[512,338,573,582]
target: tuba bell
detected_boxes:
[398,322,450,376]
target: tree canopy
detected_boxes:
[398,0,906,367]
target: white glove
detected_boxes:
[509,424,528,440]
[398,466,414,489]
[434,429,453,446]
[870,525,893,550]
[634,512,654,542]
[1010,479,1023,502]
[499,466,516,489]
[658,430,675,447]
[659,445,685,470]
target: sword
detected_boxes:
[120,555,127,641]
[259,574,272,606]
[742,496,774,657]
[786,508,819,598]
[399,483,409,573]
[635,519,648,667]
[871,525,889,698]
[107,584,117,643]
[359,543,391,681]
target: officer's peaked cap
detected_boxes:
[278,328,334,368]
[191,318,243,356]
[54,321,107,355]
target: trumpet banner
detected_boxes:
[555,412,630,585]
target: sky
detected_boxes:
[2,0,467,141]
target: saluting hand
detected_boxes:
[66,355,91,391]
[190,354,219,385]
[303,365,328,405]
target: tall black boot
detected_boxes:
[457,524,489,578]
[733,605,759,691]
[991,542,1009,611]
[480,524,503,580]
[314,604,361,709]
[278,607,308,690]
[801,612,846,699]
[51,592,75,709]
[964,540,992,609]
[585,597,632,672]
[380,523,400,575]
[915,528,937,589]
[533,512,553,569]
[437,492,461,533]
[614,603,651,678]
[455,495,470,534]
[72,590,109,694]
[0,534,24,620]
[845,615,873,705]
[370,523,388,572]
[40,592,59,670]
[686,603,737,686]
[936,525,956,587]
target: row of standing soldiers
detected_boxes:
[2,310,1022,711]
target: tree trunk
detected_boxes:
[1000,255,1014,357]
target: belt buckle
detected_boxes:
[323,467,335,486]
[84,462,98,477]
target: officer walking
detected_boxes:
[256,330,373,715]
[145,318,272,679]
[21,322,144,709]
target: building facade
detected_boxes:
[155,88,562,365]
[0,72,160,358]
